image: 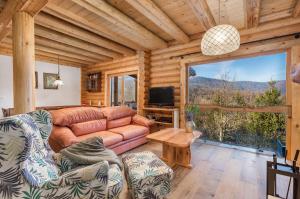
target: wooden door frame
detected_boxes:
[104,68,138,107]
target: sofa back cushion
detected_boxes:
[50,107,104,126]
[101,106,136,121]
[107,116,132,129]
[70,119,107,136]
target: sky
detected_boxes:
[191,53,287,82]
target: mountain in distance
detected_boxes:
[189,76,286,95]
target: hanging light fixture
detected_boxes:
[201,0,240,56]
[54,55,64,86]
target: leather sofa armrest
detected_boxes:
[132,114,155,128]
[50,126,79,148]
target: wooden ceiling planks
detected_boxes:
[124,0,189,43]
[71,0,167,49]
[0,0,299,68]
[293,0,300,17]
[44,2,141,52]
[0,0,48,42]
[186,0,216,31]
[245,0,261,28]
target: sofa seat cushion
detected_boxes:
[77,131,123,147]
[50,107,104,126]
[109,125,149,140]
[107,116,132,129]
[70,119,107,136]
[101,106,136,120]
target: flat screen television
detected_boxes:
[148,86,174,106]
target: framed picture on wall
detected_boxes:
[35,71,38,89]
[43,73,58,89]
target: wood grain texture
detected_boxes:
[72,0,168,49]
[12,12,35,114]
[245,0,261,28]
[119,142,293,199]
[186,0,216,30]
[293,0,300,17]
[125,0,189,43]
[290,46,300,165]
[0,0,48,42]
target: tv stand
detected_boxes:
[142,106,179,128]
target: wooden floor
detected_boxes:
[119,140,293,199]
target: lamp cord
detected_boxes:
[57,55,60,76]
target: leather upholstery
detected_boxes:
[77,131,123,147]
[50,107,104,126]
[132,114,155,127]
[50,106,152,154]
[107,116,132,129]
[109,125,149,140]
[101,106,136,120]
[70,119,107,136]
[50,126,79,147]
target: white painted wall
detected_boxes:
[0,55,81,118]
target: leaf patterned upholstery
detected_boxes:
[0,110,122,199]
[122,151,173,199]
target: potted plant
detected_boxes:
[185,104,200,133]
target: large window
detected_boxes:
[188,53,287,152]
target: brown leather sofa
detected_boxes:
[49,106,154,154]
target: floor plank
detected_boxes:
[119,141,293,199]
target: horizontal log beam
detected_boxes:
[44,2,141,52]
[0,44,88,67]
[0,0,48,42]
[125,0,189,43]
[186,0,216,30]
[35,12,124,59]
[34,36,111,61]
[245,0,261,28]
[72,0,167,49]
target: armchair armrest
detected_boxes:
[43,161,109,188]
[132,114,155,128]
[53,153,77,173]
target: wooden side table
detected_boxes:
[146,128,201,168]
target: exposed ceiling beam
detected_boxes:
[183,17,300,46]
[44,3,142,52]
[0,42,90,67]
[294,0,300,17]
[72,0,167,50]
[245,0,261,28]
[34,36,111,62]
[186,0,216,31]
[0,0,48,42]
[124,0,189,44]
[259,9,292,23]
[35,13,124,59]
[35,25,119,58]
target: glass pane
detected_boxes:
[110,76,122,106]
[124,75,137,109]
[188,53,287,154]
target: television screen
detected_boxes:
[148,87,174,106]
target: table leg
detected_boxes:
[162,144,176,167]
[176,146,192,168]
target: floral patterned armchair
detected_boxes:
[0,110,123,199]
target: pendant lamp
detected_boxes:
[54,55,64,86]
[201,0,240,56]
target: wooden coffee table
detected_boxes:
[146,128,201,168]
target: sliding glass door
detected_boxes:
[109,73,137,109]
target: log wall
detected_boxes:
[81,51,150,113]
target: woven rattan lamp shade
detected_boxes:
[201,24,240,56]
